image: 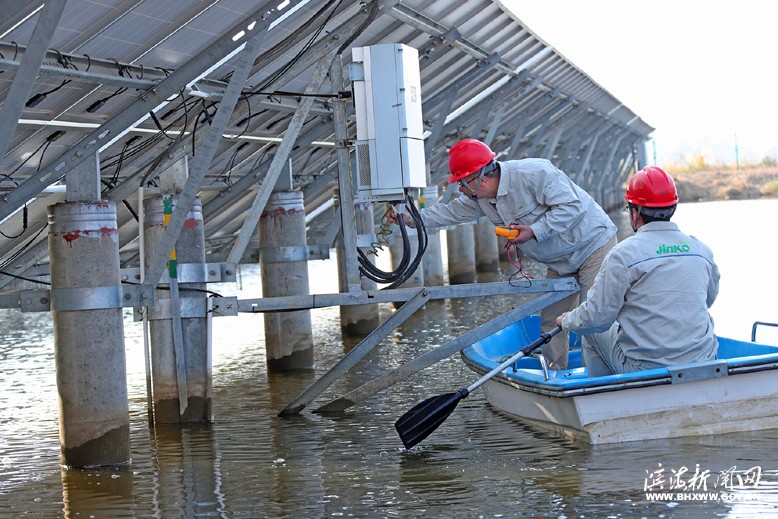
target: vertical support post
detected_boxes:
[420,185,444,286]
[330,54,361,294]
[446,226,476,284]
[338,200,379,335]
[144,196,182,423]
[176,197,210,422]
[0,0,66,158]
[163,196,190,423]
[260,191,314,370]
[143,193,210,423]
[49,202,130,467]
[474,220,499,272]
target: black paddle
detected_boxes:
[395,326,562,449]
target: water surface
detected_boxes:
[1,199,777,518]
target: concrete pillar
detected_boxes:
[339,200,379,335]
[143,196,211,423]
[48,201,129,467]
[474,220,499,272]
[259,191,314,370]
[420,185,444,286]
[446,225,476,284]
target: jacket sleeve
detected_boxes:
[707,254,720,308]
[526,162,585,242]
[562,248,628,334]
[419,194,478,228]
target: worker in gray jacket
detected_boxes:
[389,138,617,370]
[556,166,719,376]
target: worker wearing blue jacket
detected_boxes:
[557,166,720,376]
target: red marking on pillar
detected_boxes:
[184,218,199,229]
[63,231,81,245]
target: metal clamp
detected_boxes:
[259,246,313,263]
[121,262,237,284]
[134,295,238,321]
[23,284,155,312]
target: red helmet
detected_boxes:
[625,166,679,207]
[448,139,496,184]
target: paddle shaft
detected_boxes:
[465,326,562,394]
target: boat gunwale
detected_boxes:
[461,347,778,398]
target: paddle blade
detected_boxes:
[395,388,468,449]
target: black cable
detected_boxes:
[0,269,50,286]
[383,197,427,289]
[0,205,27,239]
[356,194,427,289]
[0,223,47,272]
[121,279,222,298]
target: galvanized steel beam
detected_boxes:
[143,23,269,289]
[314,288,578,413]
[238,277,578,312]
[279,287,431,415]
[227,52,335,265]
[0,1,304,222]
[0,0,66,159]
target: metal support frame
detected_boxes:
[279,287,432,415]
[330,54,361,293]
[314,288,577,413]
[103,7,367,208]
[0,0,66,159]
[421,52,501,116]
[144,27,269,289]
[226,51,335,265]
[238,277,577,312]
[0,1,303,223]
[200,121,331,222]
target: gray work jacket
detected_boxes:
[420,158,616,275]
[562,221,720,366]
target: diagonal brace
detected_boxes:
[143,32,266,289]
[278,287,431,415]
[314,289,576,413]
[227,51,336,264]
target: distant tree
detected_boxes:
[761,156,778,167]
[686,153,708,171]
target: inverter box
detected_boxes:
[351,44,426,202]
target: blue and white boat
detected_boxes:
[460,316,778,444]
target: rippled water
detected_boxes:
[1,199,778,518]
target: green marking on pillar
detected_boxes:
[163,196,177,279]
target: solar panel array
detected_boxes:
[0,0,652,288]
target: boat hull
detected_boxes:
[480,369,778,444]
[462,316,778,444]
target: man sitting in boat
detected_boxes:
[555,166,720,376]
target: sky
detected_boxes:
[500,0,778,167]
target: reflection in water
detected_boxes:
[1,200,778,517]
[61,465,134,518]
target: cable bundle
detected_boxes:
[358,195,427,290]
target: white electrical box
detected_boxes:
[351,44,426,202]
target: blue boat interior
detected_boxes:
[462,315,778,391]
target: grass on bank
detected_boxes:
[660,154,778,202]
